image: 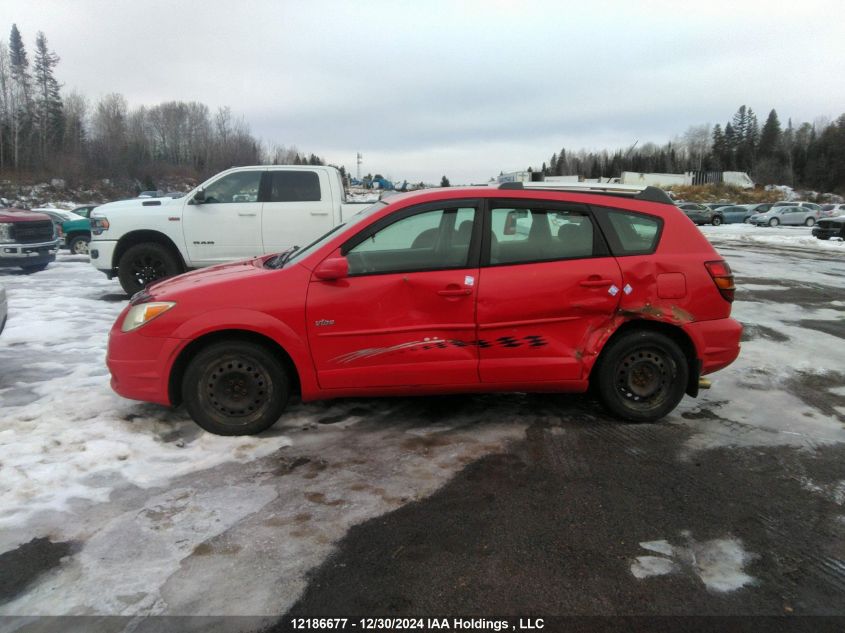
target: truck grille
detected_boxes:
[11,221,54,244]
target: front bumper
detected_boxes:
[683,317,743,376]
[0,240,59,267]
[107,324,186,406]
[90,239,118,277]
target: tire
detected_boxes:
[69,235,90,255]
[768,218,779,227]
[117,242,182,296]
[817,235,829,240]
[594,331,688,423]
[182,340,290,435]
[804,217,815,227]
[20,263,48,273]
[711,216,722,226]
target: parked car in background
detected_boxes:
[90,165,370,295]
[71,205,99,219]
[743,203,773,217]
[0,208,59,272]
[677,202,723,225]
[106,182,742,435]
[0,282,6,335]
[812,216,845,240]
[771,201,822,213]
[750,206,820,227]
[716,205,754,224]
[32,208,85,247]
[61,214,93,255]
[704,203,732,211]
[819,203,845,218]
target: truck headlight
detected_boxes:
[121,302,176,332]
[0,223,12,244]
[91,216,110,235]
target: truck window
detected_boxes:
[268,171,322,202]
[204,171,261,204]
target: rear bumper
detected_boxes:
[0,240,59,267]
[107,326,186,406]
[683,317,742,376]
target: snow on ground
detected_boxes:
[1,230,844,616]
[699,223,845,253]
[0,254,524,615]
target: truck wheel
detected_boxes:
[804,217,815,227]
[69,235,90,255]
[594,331,688,423]
[711,216,722,226]
[20,263,49,273]
[182,340,290,435]
[118,242,182,295]
[768,218,779,227]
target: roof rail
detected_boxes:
[497,181,673,205]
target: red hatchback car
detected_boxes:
[107,184,741,435]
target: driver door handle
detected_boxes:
[437,288,472,297]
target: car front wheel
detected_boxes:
[769,218,779,227]
[805,217,815,227]
[711,216,722,226]
[182,340,290,435]
[594,331,688,423]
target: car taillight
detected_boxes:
[705,260,735,302]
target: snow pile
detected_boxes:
[700,224,844,252]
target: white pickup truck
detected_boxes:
[90,165,371,294]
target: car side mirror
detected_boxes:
[314,257,348,281]
[193,189,206,204]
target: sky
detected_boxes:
[2,0,844,184]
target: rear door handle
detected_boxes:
[310,211,330,216]
[238,212,257,216]
[437,288,472,297]
[579,278,614,287]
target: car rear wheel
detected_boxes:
[711,216,722,226]
[768,218,779,227]
[118,242,182,296]
[594,331,688,423]
[182,340,290,435]
[69,235,90,255]
[804,217,815,227]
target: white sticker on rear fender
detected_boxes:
[608,285,619,296]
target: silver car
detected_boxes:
[750,206,820,227]
[0,283,6,335]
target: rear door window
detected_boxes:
[267,171,322,202]
[488,206,597,265]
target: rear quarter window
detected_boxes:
[599,208,662,255]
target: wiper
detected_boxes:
[267,246,299,269]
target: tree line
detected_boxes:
[538,105,845,193]
[0,24,326,187]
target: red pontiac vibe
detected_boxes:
[106,183,742,435]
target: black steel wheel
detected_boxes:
[182,340,290,435]
[118,242,182,295]
[595,331,688,423]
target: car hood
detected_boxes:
[0,209,52,223]
[145,255,277,298]
[91,196,182,215]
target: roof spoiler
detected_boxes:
[497,181,674,205]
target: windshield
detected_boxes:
[283,201,388,266]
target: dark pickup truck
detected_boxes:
[0,208,60,272]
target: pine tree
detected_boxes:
[757,109,781,159]
[33,31,64,165]
[440,175,450,187]
[8,24,32,168]
[711,124,725,169]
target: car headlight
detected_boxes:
[0,222,12,244]
[121,302,176,332]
